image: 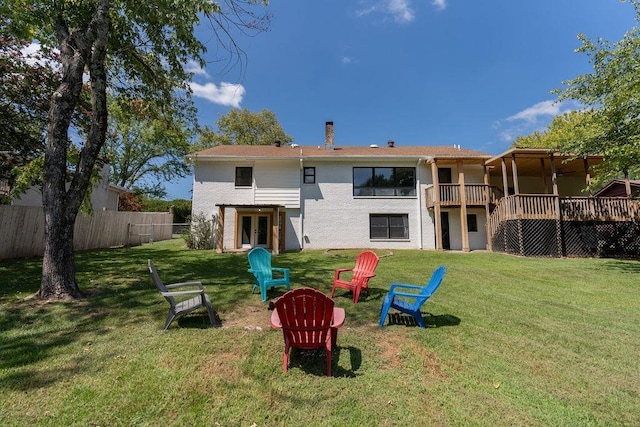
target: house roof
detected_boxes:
[189,145,607,178]
[593,179,640,197]
[189,144,491,162]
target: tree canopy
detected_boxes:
[104,95,195,198]
[199,108,292,146]
[0,27,59,190]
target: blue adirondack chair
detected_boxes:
[378,265,446,328]
[247,247,291,302]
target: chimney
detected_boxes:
[325,121,334,149]
[273,140,281,147]
[387,140,395,148]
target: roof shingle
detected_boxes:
[190,144,490,160]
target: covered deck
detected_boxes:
[426,148,640,257]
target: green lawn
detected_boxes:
[1,239,639,426]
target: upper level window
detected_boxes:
[438,167,452,184]
[303,167,316,184]
[235,167,252,187]
[353,167,416,196]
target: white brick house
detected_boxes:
[190,122,493,253]
[191,123,636,258]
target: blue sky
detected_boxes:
[166,0,638,199]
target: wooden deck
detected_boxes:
[488,195,640,237]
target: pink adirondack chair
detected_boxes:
[270,288,345,377]
[331,250,379,303]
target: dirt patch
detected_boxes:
[375,328,447,379]
[376,330,408,368]
[219,300,274,330]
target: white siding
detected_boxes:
[254,161,300,208]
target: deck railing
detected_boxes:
[425,184,502,207]
[488,195,640,237]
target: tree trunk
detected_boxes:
[39,203,81,299]
[37,1,110,299]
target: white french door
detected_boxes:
[238,214,270,249]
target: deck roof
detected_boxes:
[485,148,605,177]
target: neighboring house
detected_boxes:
[594,179,640,198]
[7,163,131,211]
[190,122,640,258]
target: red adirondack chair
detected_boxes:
[331,250,379,303]
[270,288,345,377]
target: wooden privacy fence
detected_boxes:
[0,205,173,260]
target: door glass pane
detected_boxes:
[241,216,251,245]
[257,216,268,245]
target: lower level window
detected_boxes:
[370,214,409,239]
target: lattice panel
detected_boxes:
[595,222,640,258]
[492,224,506,253]
[562,222,598,257]
[491,219,640,259]
[491,221,520,255]
[521,220,560,257]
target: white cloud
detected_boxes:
[189,82,245,108]
[356,0,415,24]
[506,100,565,123]
[20,42,42,59]
[432,0,446,10]
[493,99,581,145]
[184,60,210,78]
[20,42,60,70]
[387,0,415,23]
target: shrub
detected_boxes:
[141,198,192,223]
[182,212,214,249]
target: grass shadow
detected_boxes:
[173,312,222,329]
[385,312,461,328]
[286,345,362,378]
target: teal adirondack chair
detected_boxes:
[247,247,291,302]
[378,265,446,328]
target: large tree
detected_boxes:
[104,95,195,198]
[199,107,292,146]
[553,0,640,182]
[2,1,270,299]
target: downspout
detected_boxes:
[299,157,305,250]
[416,158,424,249]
